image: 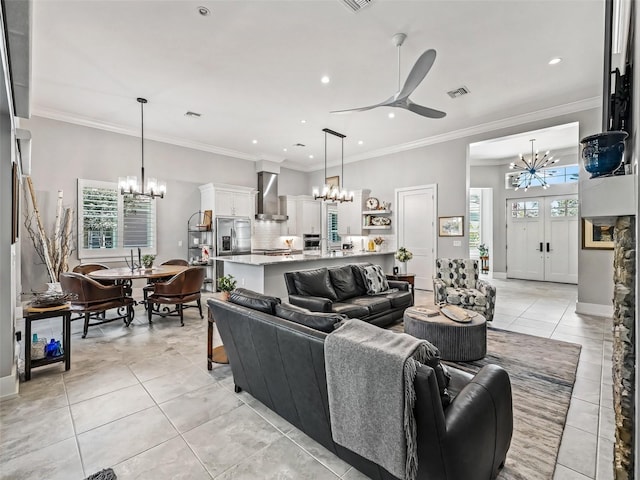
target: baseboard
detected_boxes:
[575,301,614,318]
[492,272,507,279]
[0,367,19,400]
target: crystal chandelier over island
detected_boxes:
[509,138,559,192]
[312,128,354,203]
[118,98,166,199]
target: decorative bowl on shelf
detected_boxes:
[580,130,628,178]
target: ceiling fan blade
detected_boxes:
[397,49,437,100]
[330,95,396,114]
[405,101,446,119]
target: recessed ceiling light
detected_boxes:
[321,76,330,84]
[252,139,258,144]
[548,57,562,65]
[197,6,210,16]
[309,154,314,159]
[300,119,307,124]
[358,140,364,145]
[388,112,395,119]
[283,148,287,152]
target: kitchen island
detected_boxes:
[214,251,394,301]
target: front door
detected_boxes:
[506,195,578,283]
[396,185,436,290]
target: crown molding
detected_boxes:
[32,107,260,162]
[33,96,600,173]
[336,97,601,169]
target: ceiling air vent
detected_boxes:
[447,86,471,99]
[184,111,202,118]
[339,0,372,13]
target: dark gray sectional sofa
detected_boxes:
[284,263,413,327]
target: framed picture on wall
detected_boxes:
[439,216,464,237]
[326,176,339,188]
[582,218,614,250]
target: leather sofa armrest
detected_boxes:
[288,294,332,313]
[442,364,513,478]
[433,278,447,304]
[388,280,409,291]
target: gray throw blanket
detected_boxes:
[325,319,436,480]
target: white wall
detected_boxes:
[19,116,306,291]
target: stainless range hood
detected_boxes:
[256,171,288,221]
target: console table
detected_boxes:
[24,306,71,380]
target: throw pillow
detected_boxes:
[362,265,389,295]
[275,303,346,333]
[229,288,281,315]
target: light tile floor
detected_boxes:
[0,278,614,480]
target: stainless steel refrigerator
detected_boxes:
[215,216,251,283]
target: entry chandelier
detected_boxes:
[118,97,166,199]
[312,128,354,203]
[509,138,559,192]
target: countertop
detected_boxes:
[213,250,393,266]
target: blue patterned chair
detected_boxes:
[433,258,496,321]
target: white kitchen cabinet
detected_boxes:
[199,183,257,218]
[299,198,321,234]
[280,196,298,235]
[337,190,369,236]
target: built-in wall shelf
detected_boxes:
[581,174,636,224]
[362,210,391,215]
[363,225,392,230]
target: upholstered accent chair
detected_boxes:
[60,272,135,338]
[147,266,205,326]
[433,258,496,321]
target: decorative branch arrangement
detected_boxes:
[23,176,74,283]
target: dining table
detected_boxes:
[88,265,189,303]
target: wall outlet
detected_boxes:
[178,240,182,247]
[453,240,462,247]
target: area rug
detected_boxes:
[390,323,581,480]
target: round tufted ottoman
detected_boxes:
[403,306,487,361]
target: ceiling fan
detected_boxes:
[331,33,446,119]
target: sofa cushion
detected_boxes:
[291,268,338,301]
[344,296,391,315]
[361,265,390,294]
[445,287,487,307]
[275,303,344,333]
[329,265,365,301]
[331,302,370,319]
[384,290,413,309]
[229,288,281,314]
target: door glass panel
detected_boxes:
[551,208,564,217]
[525,201,539,210]
[525,210,539,218]
[567,207,578,217]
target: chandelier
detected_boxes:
[312,128,354,202]
[118,98,166,198]
[509,138,559,191]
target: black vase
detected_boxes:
[580,131,628,178]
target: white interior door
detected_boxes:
[544,196,579,283]
[506,195,578,283]
[396,185,436,290]
[506,199,545,281]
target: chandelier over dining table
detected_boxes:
[509,138,560,192]
[118,97,166,199]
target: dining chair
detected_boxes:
[146,267,205,326]
[60,272,135,338]
[142,258,189,309]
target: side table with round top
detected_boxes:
[404,306,487,362]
